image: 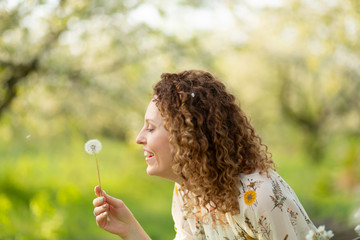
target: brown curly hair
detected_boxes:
[153,70,274,216]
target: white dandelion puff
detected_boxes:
[85,139,102,155]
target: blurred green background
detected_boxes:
[0,0,359,239]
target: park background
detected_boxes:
[0,0,359,239]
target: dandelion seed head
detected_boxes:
[85,139,102,155]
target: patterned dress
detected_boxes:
[172,170,316,240]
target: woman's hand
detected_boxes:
[93,186,151,240]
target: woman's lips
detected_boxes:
[145,154,154,162]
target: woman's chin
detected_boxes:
[146,166,158,176]
[146,165,176,181]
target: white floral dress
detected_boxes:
[172,170,316,240]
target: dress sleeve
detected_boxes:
[172,184,194,240]
[240,171,316,240]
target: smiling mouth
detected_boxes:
[144,151,154,162]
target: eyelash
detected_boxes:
[146,128,154,132]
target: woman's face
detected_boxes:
[136,99,180,183]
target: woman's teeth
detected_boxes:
[144,151,153,157]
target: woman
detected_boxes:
[92,70,316,239]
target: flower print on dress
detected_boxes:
[172,170,317,240]
[257,216,271,240]
[247,179,264,191]
[241,178,264,208]
[194,216,206,239]
[244,190,257,206]
[287,208,299,227]
[245,216,258,236]
[245,235,258,240]
[232,220,254,240]
[270,179,287,212]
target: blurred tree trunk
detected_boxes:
[278,63,326,162]
[0,30,65,119]
[0,58,38,117]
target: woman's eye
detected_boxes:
[146,128,154,132]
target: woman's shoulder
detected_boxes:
[239,169,278,185]
[239,169,296,200]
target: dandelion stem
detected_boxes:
[94,153,102,197]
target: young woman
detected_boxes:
[92,70,316,239]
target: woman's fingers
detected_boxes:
[93,203,108,216]
[93,189,124,209]
[95,211,108,228]
[93,196,105,207]
[102,192,125,208]
[94,185,103,197]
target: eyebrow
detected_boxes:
[145,118,161,126]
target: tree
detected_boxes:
[0,0,217,140]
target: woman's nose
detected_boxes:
[136,131,146,145]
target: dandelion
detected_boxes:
[306,225,334,240]
[85,139,102,154]
[85,139,103,195]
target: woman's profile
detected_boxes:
[92,70,316,239]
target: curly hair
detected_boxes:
[153,70,274,217]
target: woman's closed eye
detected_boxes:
[145,124,155,132]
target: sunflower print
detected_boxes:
[244,190,257,206]
[246,235,258,240]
